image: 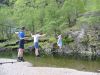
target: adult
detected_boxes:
[15,27,26,62]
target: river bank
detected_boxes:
[0,50,100,72]
[0,59,99,75]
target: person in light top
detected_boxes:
[57,34,62,49]
[31,32,46,57]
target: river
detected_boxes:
[0,50,100,73]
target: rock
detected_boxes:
[0,39,7,43]
[0,47,9,51]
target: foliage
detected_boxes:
[63,36,74,45]
[49,37,57,43]
[77,11,100,26]
[0,0,100,39]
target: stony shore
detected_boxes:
[0,59,99,75]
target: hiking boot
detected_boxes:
[17,57,21,62]
[20,57,25,62]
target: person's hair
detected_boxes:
[21,27,25,30]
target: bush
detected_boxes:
[63,36,74,45]
[49,37,57,43]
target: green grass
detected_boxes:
[0,50,17,58]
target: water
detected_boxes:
[0,51,100,72]
[25,54,100,72]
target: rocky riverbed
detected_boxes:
[0,59,99,75]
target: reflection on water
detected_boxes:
[25,55,100,72]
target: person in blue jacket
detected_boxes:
[15,27,26,62]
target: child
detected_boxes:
[57,34,62,49]
[31,32,45,57]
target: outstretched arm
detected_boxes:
[30,32,34,37]
[15,32,19,34]
[41,34,46,37]
[39,34,46,37]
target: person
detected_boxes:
[31,32,45,57]
[15,27,26,62]
[57,34,62,49]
